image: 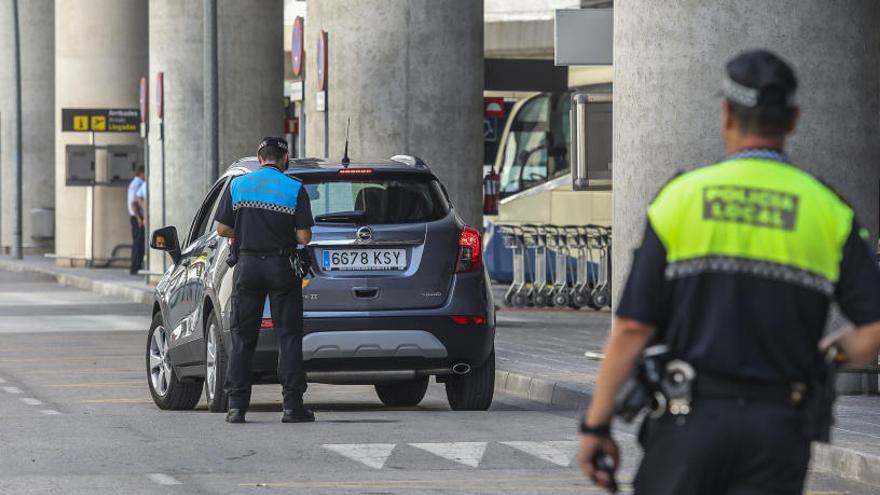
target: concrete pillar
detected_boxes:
[217,0,284,170]
[614,2,880,391]
[305,0,484,227]
[0,0,55,254]
[54,0,148,265]
[147,0,206,274]
[147,0,282,274]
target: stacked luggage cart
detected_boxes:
[496,223,611,310]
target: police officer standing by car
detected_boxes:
[214,137,315,424]
[577,50,880,494]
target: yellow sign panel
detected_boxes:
[90,115,107,131]
[73,115,89,131]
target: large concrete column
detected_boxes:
[217,0,284,169]
[148,0,207,260]
[0,0,55,254]
[614,2,880,391]
[305,0,484,227]
[54,0,148,264]
[147,0,282,273]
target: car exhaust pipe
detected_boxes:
[452,363,471,375]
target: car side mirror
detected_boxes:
[150,226,182,265]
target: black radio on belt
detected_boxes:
[226,239,239,267]
[290,248,314,279]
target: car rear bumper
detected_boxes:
[243,314,495,382]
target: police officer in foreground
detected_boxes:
[577,50,880,494]
[215,137,315,424]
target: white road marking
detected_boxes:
[20,397,43,406]
[148,473,182,486]
[410,442,488,468]
[0,315,150,334]
[39,409,60,415]
[2,386,22,394]
[501,441,579,467]
[147,473,183,486]
[323,444,395,470]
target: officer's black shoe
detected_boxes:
[282,408,316,423]
[226,408,246,424]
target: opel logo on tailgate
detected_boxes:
[356,226,374,243]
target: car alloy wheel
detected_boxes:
[149,324,171,397]
[206,321,218,401]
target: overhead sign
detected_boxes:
[291,16,304,77]
[317,30,328,91]
[484,97,505,119]
[61,108,140,132]
[554,9,613,66]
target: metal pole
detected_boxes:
[322,32,329,158]
[143,132,150,278]
[204,0,219,188]
[11,0,23,259]
[160,120,166,272]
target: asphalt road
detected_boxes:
[0,269,874,494]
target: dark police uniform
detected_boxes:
[617,52,880,494]
[214,157,314,413]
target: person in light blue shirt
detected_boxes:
[127,166,145,275]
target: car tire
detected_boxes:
[204,311,229,413]
[146,312,202,411]
[445,349,495,411]
[374,377,429,407]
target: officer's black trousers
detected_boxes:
[129,216,144,275]
[634,399,810,495]
[225,254,307,411]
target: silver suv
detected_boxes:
[146,156,496,412]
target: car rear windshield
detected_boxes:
[302,177,450,224]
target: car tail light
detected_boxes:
[450,315,487,325]
[338,168,374,176]
[455,226,482,273]
[260,318,273,329]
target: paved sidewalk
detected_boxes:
[0,256,153,305]
[3,256,879,486]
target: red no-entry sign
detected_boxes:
[155,72,164,119]
[291,17,304,77]
[317,30,328,91]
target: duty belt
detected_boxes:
[239,248,294,257]
[695,373,807,406]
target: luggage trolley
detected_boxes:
[525,224,552,307]
[564,225,591,309]
[544,224,573,307]
[498,224,528,307]
[588,224,612,309]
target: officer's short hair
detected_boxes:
[729,103,796,138]
[257,136,289,162]
[723,50,798,138]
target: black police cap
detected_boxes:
[723,50,797,108]
[257,136,289,155]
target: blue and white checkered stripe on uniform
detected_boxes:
[230,168,301,216]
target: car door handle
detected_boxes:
[207,239,218,249]
[352,287,380,299]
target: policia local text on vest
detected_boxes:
[576,50,880,495]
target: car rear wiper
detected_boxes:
[314,210,367,223]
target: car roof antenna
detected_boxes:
[341,117,351,168]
